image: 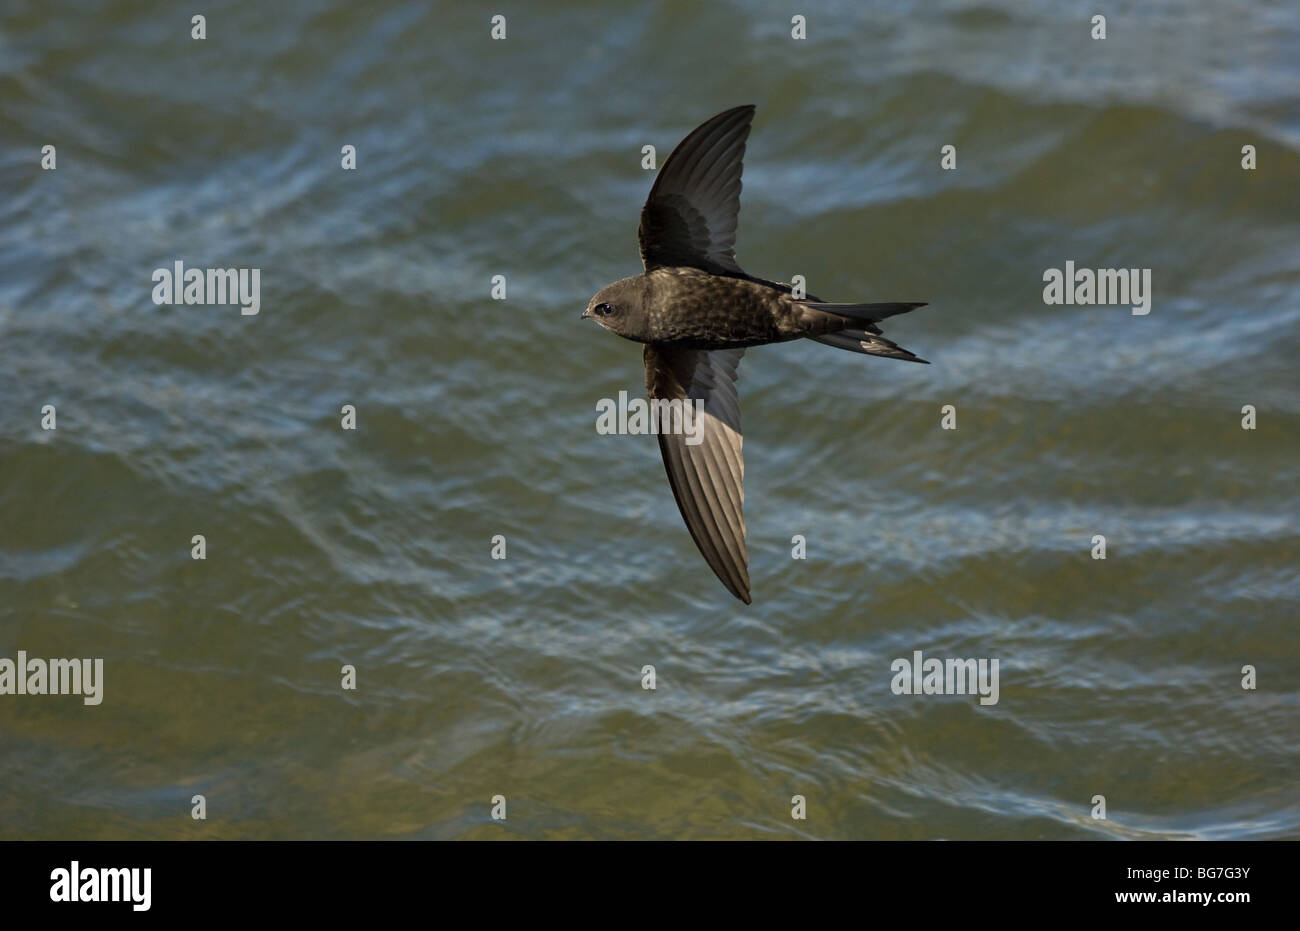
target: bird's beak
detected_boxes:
[580,308,591,319]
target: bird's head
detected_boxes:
[582,277,649,341]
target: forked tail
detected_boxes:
[799,301,930,364]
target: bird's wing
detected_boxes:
[638,105,755,276]
[643,344,750,604]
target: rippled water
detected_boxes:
[1,0,1297,839]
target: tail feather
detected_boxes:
[798,301,927,324]
[800,300,930,363]
[810,328,929,364]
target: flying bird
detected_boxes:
[583,105,929,604]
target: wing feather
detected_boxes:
[638,105,755,275]
[643,344,750,603]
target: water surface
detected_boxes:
[0,0,1297,839]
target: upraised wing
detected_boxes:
[638,105,755,276]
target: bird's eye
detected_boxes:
[594,302,614,316]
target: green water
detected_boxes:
[0,0,1297,839]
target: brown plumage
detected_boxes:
[583,105,931,603]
